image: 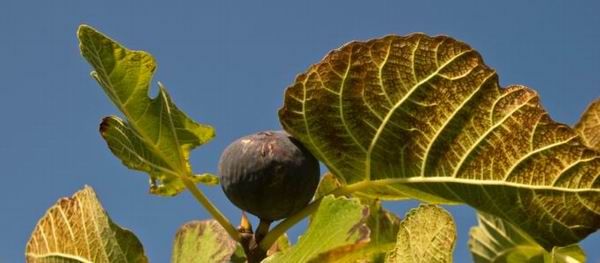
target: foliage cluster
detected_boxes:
[24,25,599,263]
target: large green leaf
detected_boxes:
[78,25,216,196]
[279,34,600,248]
[385,204,455,263]
[265,195,369,262]
[469,212,585,263]
[575,98,600,150]
[26,186,147,263]
[312,199,400,263]
[171,220,239,263]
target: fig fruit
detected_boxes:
[219,131,320,221]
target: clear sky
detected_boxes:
[1,1,599,262]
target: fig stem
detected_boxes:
[258,181,369,250]
[239,219,271,263]
[255,219,272,244]
[181,176,241,241]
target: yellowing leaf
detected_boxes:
[78,25,216,196]
[26,186,147,263]
[386,204,455,263]
[469,212,585,263]
[171,220,238,263]
[279,34,600,248]
[575,98,600,150]
[265,195,369,263]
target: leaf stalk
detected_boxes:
[181,176,241,241]
[258,181,368,250]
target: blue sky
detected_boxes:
[1,1,599,262]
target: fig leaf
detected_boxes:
[310,199,401,263]
[265,195,369,262]
[575,97,600,151]
[171,220,239,263]
[26,186,147,263]
[78,25,216,196]
[279,34,600,248]
[469,212,585,263]
[385,204,456,263]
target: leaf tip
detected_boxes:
[76,24,93,38]
[82,184,94,191]
[77,24,100,50]
[99,116,112,136]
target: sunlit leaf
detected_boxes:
[279,34,600,248]
[548,245,586,263]
[230,245,247,263]
[265,195,369,262]
[314,172,344,200]
[26,186,147,263]
[78,25,215,196]
[171,220,238,263]
[575,97,600,150]
[312,199,400,262]
[386,204,455,263]
[469,212,585,263]
[267,234,291,257]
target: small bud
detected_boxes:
[237,211,253,234]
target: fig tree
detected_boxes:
[219,131,320,221]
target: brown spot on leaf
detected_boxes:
[346,206,371,242]
[99,117,111,135]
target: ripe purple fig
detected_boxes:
[219,131,320,221]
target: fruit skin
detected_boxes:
[219,131,320,221]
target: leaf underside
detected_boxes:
[25,186,147,263]
[469,212,585,263]
[386,204,456,263]
[171,220,238,263]
[279,34,600,248]
[78,25,216,196]
[575,98,600,151]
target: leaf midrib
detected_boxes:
[106,117,180,178]
[348,177,599,193]
[26,252,94,263]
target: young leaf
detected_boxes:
[78,25,216,196]
[264,195,369,262]
[279,34,600,248]
[312,199,401,262]
[469,212,585,263]
[26,186,148,263]
[171,220,238,263]
[575,97,600,150]
[386,204,456,263]
[314,172,344,200]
